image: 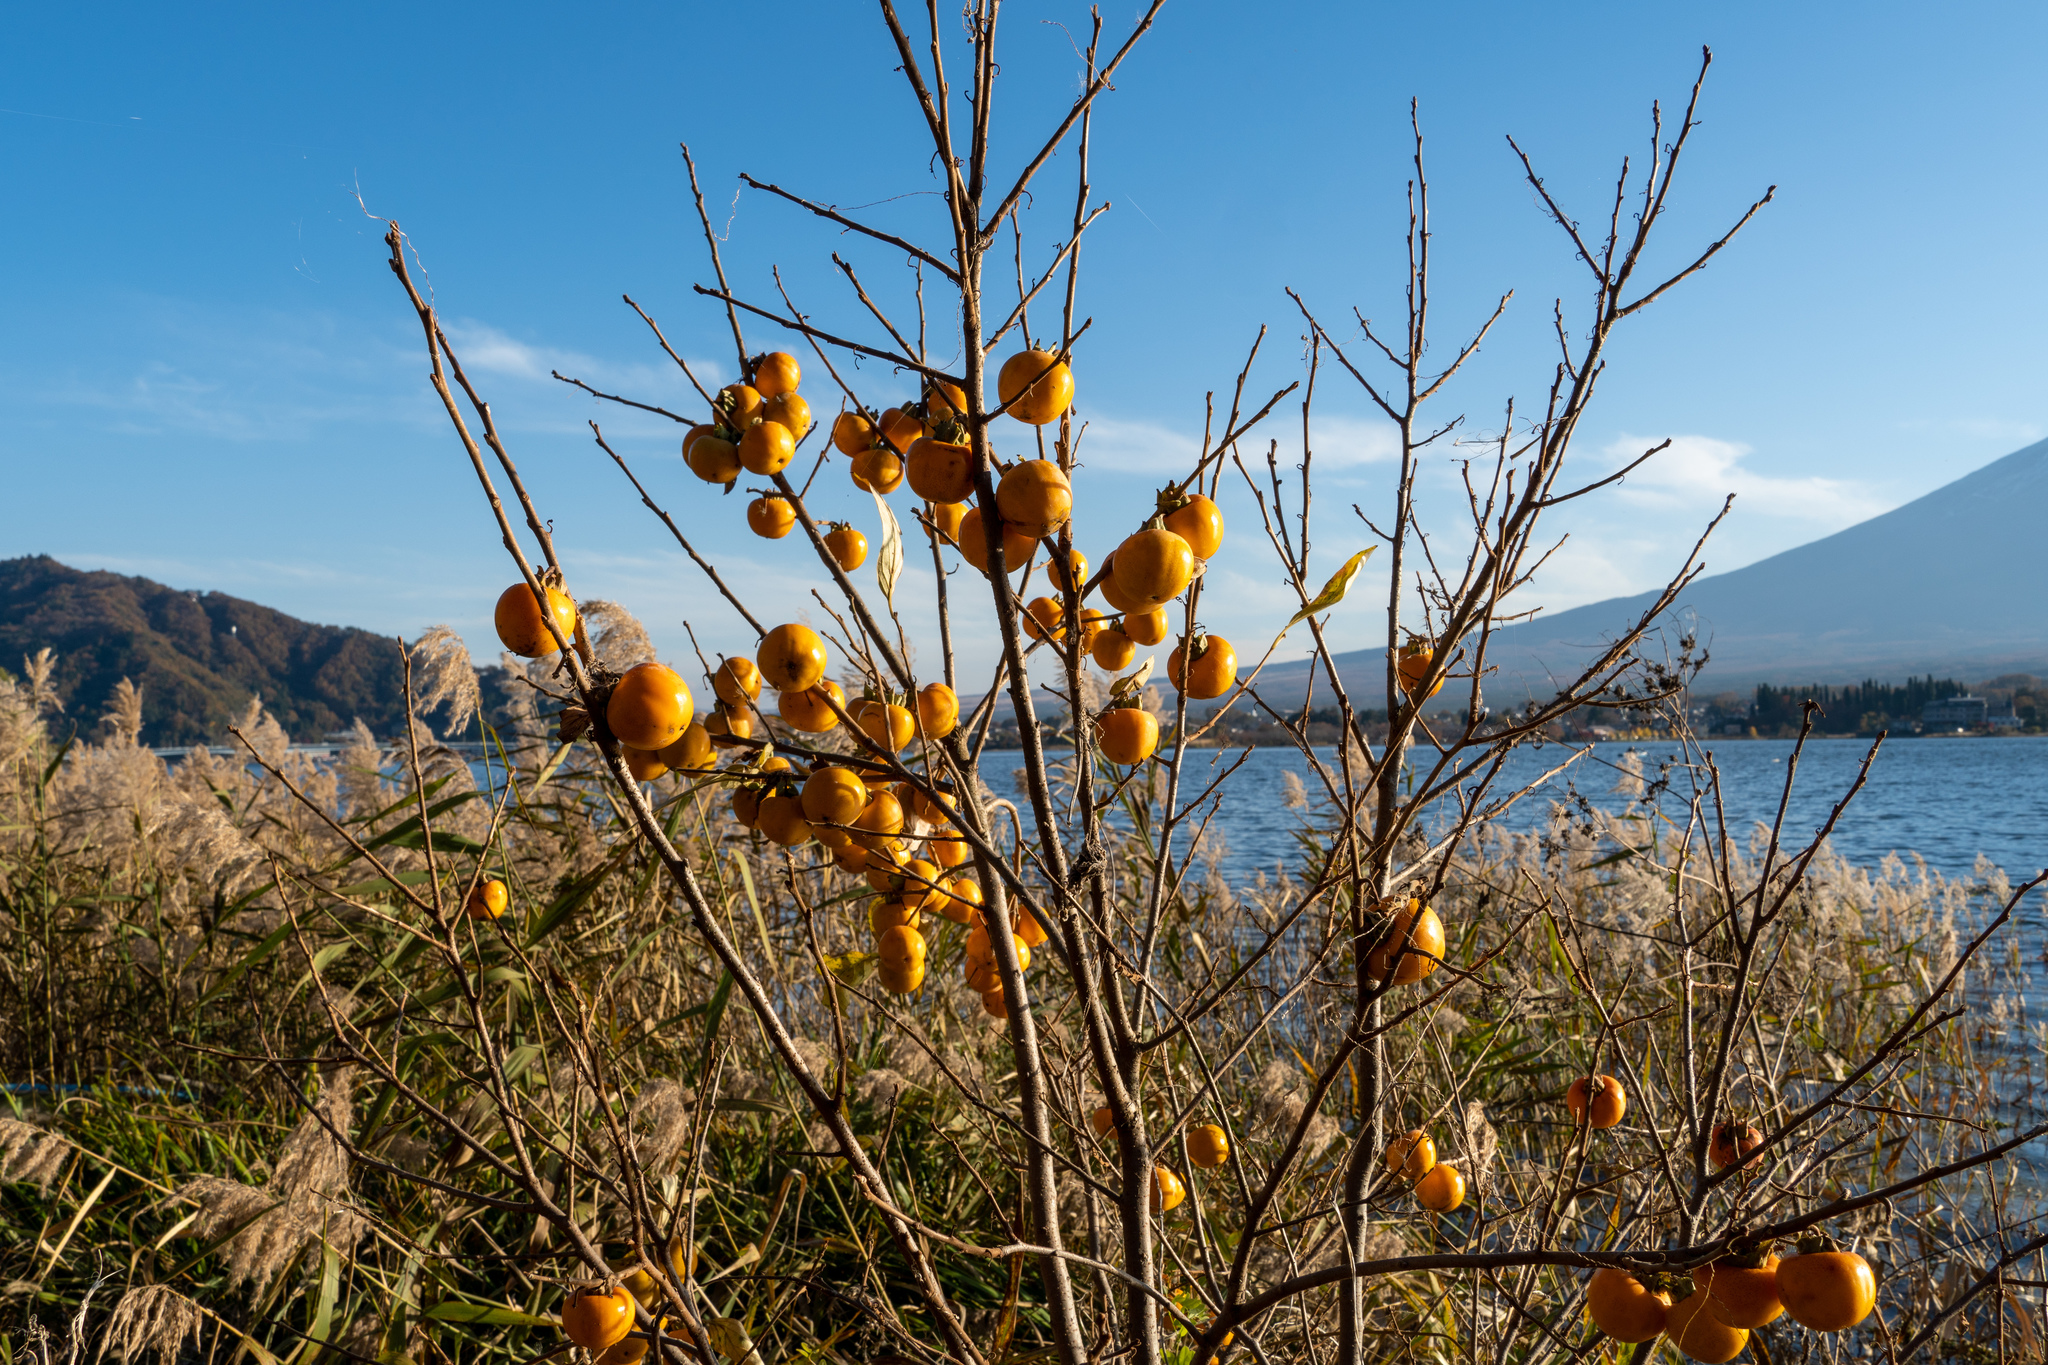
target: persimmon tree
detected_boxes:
[237,9,2048,1365]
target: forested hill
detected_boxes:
[0,555,409,746]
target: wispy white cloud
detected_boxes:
[1599,433,1886,526]
[441,319,725,396]
[1070,409,1398,478]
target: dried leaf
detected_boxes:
[1111,657,1155,702]
[872,489,904,609]
[1282,547,1375,635]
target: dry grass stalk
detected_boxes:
[0,1117,72,1191]
[100,1284,202,1364]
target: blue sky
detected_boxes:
[2,1,2042,702]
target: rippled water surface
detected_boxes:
[978,737,2048,889]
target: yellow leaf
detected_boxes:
[820,949,871,980]
[1282,548,1375,635]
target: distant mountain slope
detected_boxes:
[1267,436,2048,703]
[0,555,408,746]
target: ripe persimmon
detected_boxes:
[878,958,927,994]
[1415,1162,1465,1212]
[595,1325,665,1365]
[717,383,763,429]
[1396,639,1444,700]
[777,680,845,734]
[957,503,1038,576]
[1075,608,1109,649]
[659,723,715,773]
[704,708,752,746]
[738,419,795,476]
[1161,492,1224,560]
[930,833,970,868]
[831,410,876,456]
[877,405,925,455]
[747,496,795,539]
[1048,546,1089,595]
[756,794,812,847]
[865,845,912,895]
[1385,1129,1436,1181]
[560,1286,635,1352]
[1565,1075,1628,1130]
[967,924,1030,971]
[927,499,968,545]
[1584,1269,1670,1343]
[495,583,579,658]
[879,924,929,973]
[762,391,811,440]
[1663,1291,1748,1363]
[752,351,801,397]
[1111,528,1196,607]
[1098,557,1144,612]
[713,657,763,707]
[852,698,914,752]
[622,746,668,782]
[465,878,509,921]
[1123,607,1169,647]
[825,523,868,571]
[1710,1121,1765,1171]
[916,682,959,739]
[1186,1124,1229,1169]
[923,378,970,421]
[854,790,906,851]
[608,663,693,751]
[895,857,943,913]
[982,987,1009,1020]
[997,350,1074,425]
[1096,707,1159,765]
[1150,1166,1187,1214]
[1693,1253,1784,1328]
[1364,900,1445,985]
[1776,1244,1876,1331]
[1024,596,1065,642]
[1168,634,1238,700]
[907,434,975,504]
[757,623,830,692]
[801,766,868,827]
[1092,626,1137,672]
[850,446,904,493]
[996,459,1073,539]
[942,875,984,923]
[730,785,762,829]
[869,896,919,933]
[686,432,741,484]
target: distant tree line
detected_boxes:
[1710,675,2048,736]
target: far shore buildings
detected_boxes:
[1921,694,2021,730]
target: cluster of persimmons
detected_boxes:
[483,347,1249,1027]
[479,348,1872,1360]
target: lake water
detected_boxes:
[977,737,2048,894]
